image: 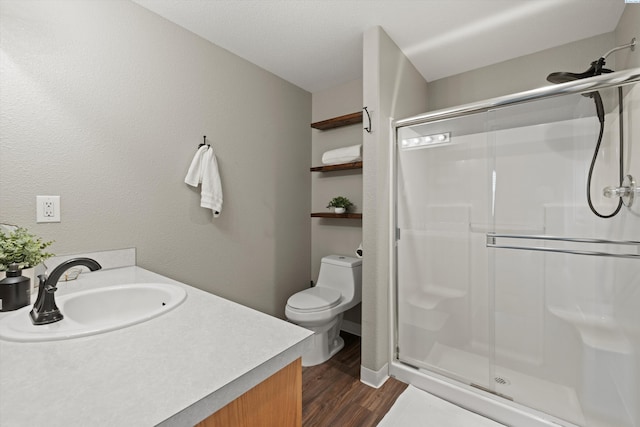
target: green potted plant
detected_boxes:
[0,225,54,296]
[326,196,353,214]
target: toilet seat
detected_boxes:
[287,287,341,312]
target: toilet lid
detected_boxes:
[287,287,341,312]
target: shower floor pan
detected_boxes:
[416,343,586,426]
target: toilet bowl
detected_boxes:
[285,255,362,366]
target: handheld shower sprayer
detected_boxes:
[545,38,636,218]
[546,37,635,84]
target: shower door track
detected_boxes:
[394,68,640,127]
[486,233,640,259]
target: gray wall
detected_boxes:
[615,5,640,70]
[362,26,429,374]
[427,4,638,112]
[426,33,615,111]
[0,0,311,318]
[311,79,363,331]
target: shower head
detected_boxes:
[546,59,613,84]
[545,38,635,219]
[546,57,608,123]
[546,38,636,84]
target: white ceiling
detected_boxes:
[131,0,625,93]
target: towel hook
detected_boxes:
[199,135,210,149]
[363,107,372,133]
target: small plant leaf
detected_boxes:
[0,227,54,271]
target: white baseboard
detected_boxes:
[360,363,389,388]
[341,320,361,336]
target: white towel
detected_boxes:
[200,147,223,217]
[184,145,208,186]
[185,145,223,217]
[321,144,362,165]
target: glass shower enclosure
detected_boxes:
[392,69,640,427]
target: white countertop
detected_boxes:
[0,266,312,426]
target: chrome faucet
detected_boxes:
[30,257,102,325]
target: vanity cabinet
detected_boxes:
[311,112,363,220]
[197,359,302,427]
[0,266,312,427]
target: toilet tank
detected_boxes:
[316,255,362,303]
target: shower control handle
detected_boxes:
[603,186,630,198]
[603,175,637,207]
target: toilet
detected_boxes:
[285,255,362,367]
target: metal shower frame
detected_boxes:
[388,67,640,427]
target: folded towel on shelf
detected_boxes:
[321,144,362,165]
[184,145,208,186]
[185,145,223,217]
[200,147,223,217]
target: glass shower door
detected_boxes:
[487,88,640,427]
[395,81,640,427]
[396,110,497,394]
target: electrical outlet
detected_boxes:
[44,201,54,217]
[36,196,61,223]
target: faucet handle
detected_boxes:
[603,186,628,198]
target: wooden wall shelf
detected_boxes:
[311,112,363,130]
[311,213,362,219]
[310,161,362,172]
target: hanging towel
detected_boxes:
[185,145,223,217]
[184,145,208,186]
[200,147,223,217]
[322,144,362,165]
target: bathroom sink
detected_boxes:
[0,283,187,342]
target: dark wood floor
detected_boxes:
[302,332,408,426]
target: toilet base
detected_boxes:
[299,314,344,367]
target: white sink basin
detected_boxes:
[0,283,187,342]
